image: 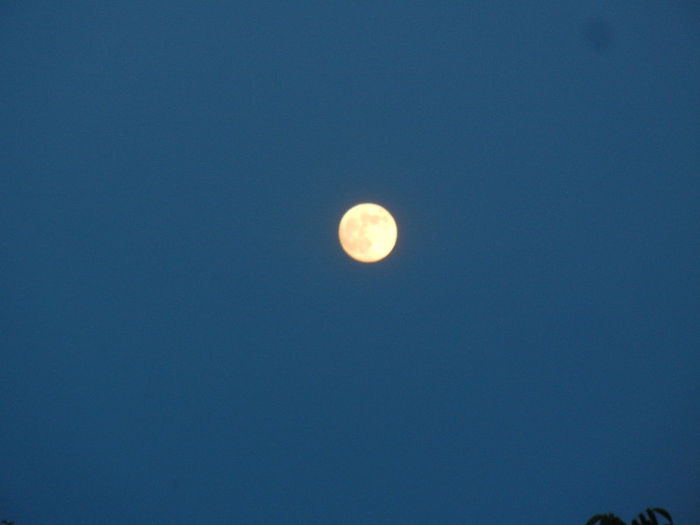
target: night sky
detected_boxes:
[2,2,699,524]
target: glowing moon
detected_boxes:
[338,203,398,263]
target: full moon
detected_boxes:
[338,203,398,263]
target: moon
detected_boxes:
[338,203,398,263]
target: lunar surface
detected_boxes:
[338,203,397,263]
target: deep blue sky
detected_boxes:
[1,2,699,524]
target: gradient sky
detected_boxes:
[1,2,699,524]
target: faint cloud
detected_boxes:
[583,16,615,52]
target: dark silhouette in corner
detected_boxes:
[586,507,673,525]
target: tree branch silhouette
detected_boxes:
[586,507,673,525]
